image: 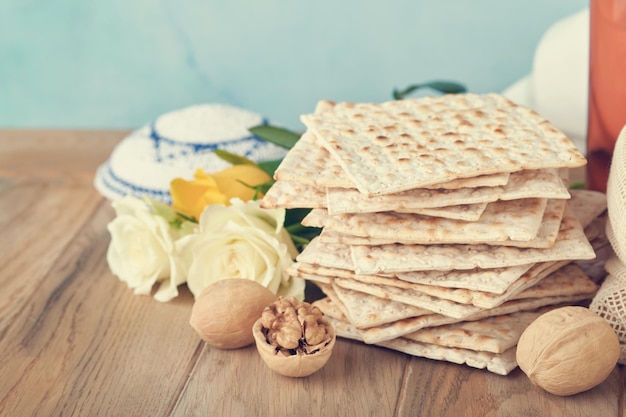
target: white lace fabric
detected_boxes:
[590,125,626,364]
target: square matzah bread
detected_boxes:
[378,337,518,376]
[261,180,327,209]
[262,180,489,221]
[349,204,594,274]
[315,198,567,249]
[264,168,568,218]
[301,93,586,196]
[322,279,558,335]
[330,293,593,346]
[303,198,559,246]
[330,283,431,328]
[325,168,569,215]
[317,300,527,375]
[331,263,597,319]
[402,307,555,354]
[335,262,595,312]
[290,261,534,294]
[292,259,566,306]
[313,264,596,344]
[567,189,607,226]
[273,130,511,190]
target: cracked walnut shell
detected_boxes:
[253,296,336,377]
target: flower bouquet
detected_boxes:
[105,125,319,302]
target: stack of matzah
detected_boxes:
[261,93,604,375]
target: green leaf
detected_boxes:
[284,208,312,227]
[569,181,586,190]
[143,197,198,228]
[250,125,301,149]
[422,81,467,94]
[286,223,321,250]
[237,179,275,199]
[214,149,256,166]
[393,80,467,100]
[257,159,283,177]
[283,208,321,249]
[144,197,177,221]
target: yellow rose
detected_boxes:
[170,165,271,220]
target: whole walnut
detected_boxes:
[189,279,277,349]
[516,306,620,396]
[253,296,336,377]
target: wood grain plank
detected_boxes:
[0,179,103,326]
[172,339,408,417]
[0,201,201,417]
[0,129,125,180]
[395,356,623,417]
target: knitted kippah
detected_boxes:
[94,104,287,203]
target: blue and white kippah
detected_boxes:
[94,104,288,204]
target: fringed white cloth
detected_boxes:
[590,125,626,364]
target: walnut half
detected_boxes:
[260,296,332,356]
[253,297,336,377]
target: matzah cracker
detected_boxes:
[312,296,345,319]
[303,198,549,244]
[379,337,518,375]
[325,168,569,215]
[296,239,354,270]
[398,203,487,221]
[404,307,554,354]
[332,263,597,320]
[331,282,430,329]
[301,93,586,196]
[421,172,511,190]
[568,189,607,226]
[294,261,534,294]
[316,286,593,346]
[261,180,327,209]
[350,205,594,274]
[398,260,567,309]
[312,282,353,321]
[360,294,592,345]
[513,263,599,300]
[273,130,512,190]
[287,264,333,285]
[262,180,489,220]
[331,278,480,319]
[323,313,518,375]
[497,168,570,201]
[358,261,565,309]
[294,259,564,306]
[312,200,566,248]
[273,131,354,188]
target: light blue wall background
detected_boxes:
[0,0,587,131]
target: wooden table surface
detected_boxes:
[1,129,624,417]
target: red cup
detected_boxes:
[587,0,626,193]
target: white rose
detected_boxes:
[179,198,304,299]
[106,196,188,302]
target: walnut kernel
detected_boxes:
[260,296,331,355]
[252,296,336,377]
